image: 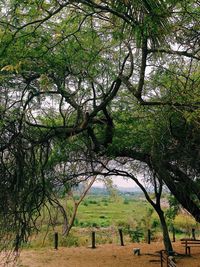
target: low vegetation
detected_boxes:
[24,190,200,249]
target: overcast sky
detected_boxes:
[93,176,139,188]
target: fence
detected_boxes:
[52,227,200,266]
[53,227,199,250]
[53,228,153,249]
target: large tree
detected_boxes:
[0,0,200,251]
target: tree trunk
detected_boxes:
[156,208,173,253]
[157,165,200,223]
[64,202,78,236]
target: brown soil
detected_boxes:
[15,242,200,267]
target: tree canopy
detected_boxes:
[0,0,200,250]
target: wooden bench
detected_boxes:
[181,238,200,255]
[160,250,176,267]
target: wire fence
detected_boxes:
[52,226,200,250]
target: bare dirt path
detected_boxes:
[16,242,200,267]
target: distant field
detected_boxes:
[76,194,151,227]
[26,192,200,249]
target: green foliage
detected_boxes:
[128,227,144,243]
[123,198,129,205]
[47,232,80,247]
[152,218,160,229]
[0,0,199,252]
[165,195,180,225]
[141,208,155,231]
[77,195,150,227]
[21,193,200,248]
[60,234,80,247]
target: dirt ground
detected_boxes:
[11,241,200,267]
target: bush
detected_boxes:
[60,234,80,247]
[47,232,80,248]
[99,221,110,227]
[123,198,129,205]
[99,215,106,219]
[152,218,160,229]
[102,198,108,203]
[73,218,79,226]
[128,227,144,243]
[116,221,131,232]
[88,199,98,204]
[83,201,88,206]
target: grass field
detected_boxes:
[76,194,151,227]
[24,191,200,249]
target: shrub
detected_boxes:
[116,221,131,232]
[123,198,129,205]
[83,201,88,206]
[47,232,80,248]
[60,234,80,247]
[88,200,98,204]
[128,227,144,243]
[152,218,160,229]
[73,218,79,226]
[99,221,110,227]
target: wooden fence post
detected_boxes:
[118,228,124,246]
[92,231,96,248]
[54,232,58,250]
[192,228,196,240]
[147,229,151,244]
[172,227,176,242]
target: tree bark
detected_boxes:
[156,208,173,253]
[156,164,200,223]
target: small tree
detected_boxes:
[96,159,174,253]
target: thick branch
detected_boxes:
[148,48,200,61]
[136,38,148,99]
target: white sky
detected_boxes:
[93,176,139,188]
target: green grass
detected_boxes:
[76,195,151,227]
[23,193,200,248]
